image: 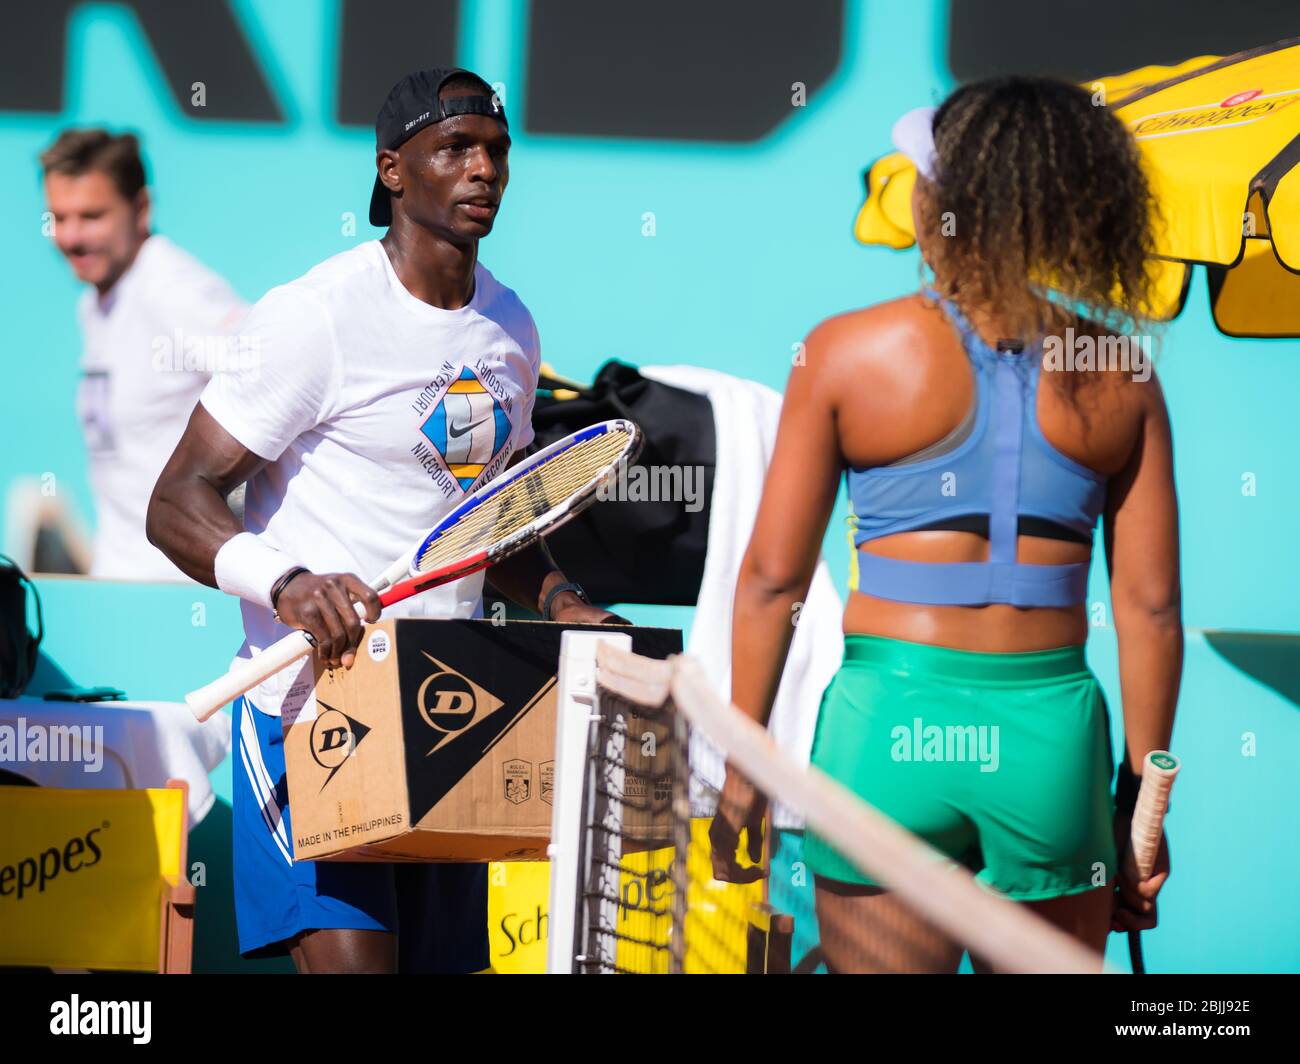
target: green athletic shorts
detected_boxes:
[804,635,1117,900]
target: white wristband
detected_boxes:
[214,532,300,609]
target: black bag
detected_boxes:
[0,554,43,698]
[530,360,716,606]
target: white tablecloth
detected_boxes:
[0,698,231,825]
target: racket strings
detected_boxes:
[414,428,633,573]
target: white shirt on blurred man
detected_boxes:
[43,129,246,580]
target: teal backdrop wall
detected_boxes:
[2,1,1296,972]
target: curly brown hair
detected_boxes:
[919,76,1159,344]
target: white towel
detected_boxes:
[641,366,843,829]
[0,698,232,825]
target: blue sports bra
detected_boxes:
[847,294,1107,608]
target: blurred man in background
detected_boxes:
[41,129,246,580]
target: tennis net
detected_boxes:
[545,631,1106,974]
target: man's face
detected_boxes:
[44,169,148,290]
[381,98,510,242]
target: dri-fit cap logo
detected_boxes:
[416,652,503,754]
[310,705,371,791]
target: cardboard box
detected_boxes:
[281,619,681,862]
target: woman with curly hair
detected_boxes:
[712,76,1181,972]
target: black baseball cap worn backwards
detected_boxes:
[368,67,508,227]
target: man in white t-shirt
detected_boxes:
[148,69,622,973]
[41,129,246,580]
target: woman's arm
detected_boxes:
[1102,370,1182,928]
[710,323,844,881]
[731,326,844,728]
[1103,371,1182,775]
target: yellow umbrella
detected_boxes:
[855,37,1300,338]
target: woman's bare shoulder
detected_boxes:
[810,292,932,341]
[805,292,952,386]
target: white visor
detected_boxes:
[891,105,938,180]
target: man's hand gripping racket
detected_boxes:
[186,420,642,722]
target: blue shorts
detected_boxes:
[233,696,488,971]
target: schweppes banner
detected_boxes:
[488,819,763,974]
[0,787,184,971]
[855,36,1300,337]
[488,861,550,974]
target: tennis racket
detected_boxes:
[186,419,642,722]
[1126,750,1180,974]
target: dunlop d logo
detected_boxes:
[310,705,371,791]
[416,652,504,754]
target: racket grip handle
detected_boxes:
[185,629,316,722]
[369,554,411,593]
[1129,751,1179,881]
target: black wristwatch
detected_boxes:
[542,580,589,620]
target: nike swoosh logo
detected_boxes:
[448,415,491,440]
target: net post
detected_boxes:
[585,677,628,972]
[546,628,632,974]
[668,706,691,974]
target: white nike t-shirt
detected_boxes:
[199,240,540,715]
[77,234,247,580]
